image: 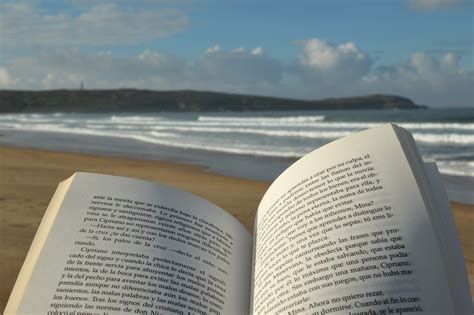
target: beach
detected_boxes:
[0,145,473,310]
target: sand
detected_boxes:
[0,145,473,310]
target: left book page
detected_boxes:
[5,172,253,315]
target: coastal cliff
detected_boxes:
[0,89,425,112]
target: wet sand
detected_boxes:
[0,146,472,310]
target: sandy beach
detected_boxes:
[0,145,473,310]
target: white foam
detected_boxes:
[302,121,474,131]
[412,133,474,145]
[151,125,352,139]
[0,123,179,142]
[198,115,326,123]
[436,161,474,177]
[152,125,474,144]
[132,135,307,158]
[197,116,474,131]
[110,115,164,123]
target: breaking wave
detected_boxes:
[0,112,472,177]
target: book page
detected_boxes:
[253,125,457,314]
[423,161,472,314]
[8,173,252,314]
[4,176,74,315]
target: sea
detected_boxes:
[0,108,473,203]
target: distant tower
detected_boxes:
[80,81,84,90]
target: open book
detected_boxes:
[5,124,472,315]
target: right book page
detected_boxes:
[252,124,465,314]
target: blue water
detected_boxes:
[0,108,473,178]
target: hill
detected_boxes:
[0,89,425,112]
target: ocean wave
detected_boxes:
[133,136,306,158]
[198,115,326,123]
[1,122,472,176]
[0,124,302,157]
[2,120,473,145]
[0,123,179,140]
[107,118,474,134]
[85,124,143,130]
[2,113,473,132]
[435,161,474,177]
[110,115,164,123]
[151,125,352,139]
[299,121,474,131]
[150,125,474,145]
[158,120,474,132]
[172,120,474,132]
[412,133,474,145]
[197,116,474,130]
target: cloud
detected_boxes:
[296,38,373,84]
[0,40,472,107]
[205,45,221,54]
[2,49,188,89]
[251,47,263,55]
[0,2,189,48]
[361,52,473,106]
[408,0,457,11]
[193,46,283,93]
[299,39,369,70]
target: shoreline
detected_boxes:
[0,129,297,182]
[0,145,473,310]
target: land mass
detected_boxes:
[0,89,425,112]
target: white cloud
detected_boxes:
[299,39,369,69]
[1,49,188,90]
[205,45,221,54]
[251,47,264,56]
[194,46,282,93]
[296,38,372,83]
[408,0,457,11]
[360,52,473,106]
[0,40,472,107]
[0,2,189,48]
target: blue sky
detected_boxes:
[0,0,473,107]
[184,1,473,66]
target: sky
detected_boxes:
[0,0,473,107]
